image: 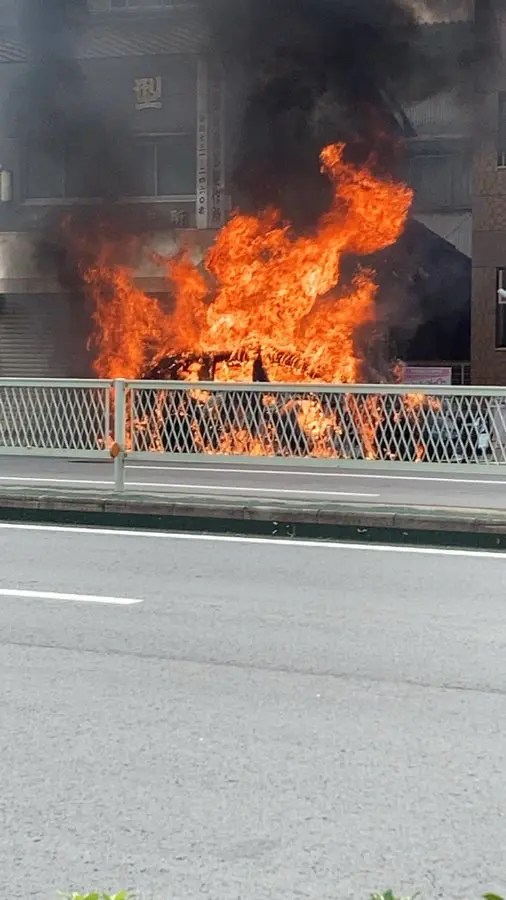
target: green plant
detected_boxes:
[371,892,414,900]
[59,892,131,900]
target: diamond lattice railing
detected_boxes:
[128,384,506,465]
[0,384,111,452]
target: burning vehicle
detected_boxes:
[76,142,486,463]
[76,142,428,460]
[83,143,412,387]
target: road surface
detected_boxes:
[1,455,506,510]
[1,523,506,898]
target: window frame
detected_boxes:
[496,268,506,349]
[406,142,471,213]
[22,132,196,204]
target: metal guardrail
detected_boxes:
[125,380,506,477]
[2,379,506,490]
[0,379,112,457]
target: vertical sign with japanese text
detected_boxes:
[196,58,209,229]
[208,62,226,229]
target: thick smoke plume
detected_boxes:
[13,0,499,377]
[18,0,133,202]
[16,0,164,285]
[204,0,485,227]
[17,0,487,231]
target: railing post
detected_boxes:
[113,378,126,492]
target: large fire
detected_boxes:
[77,143,424,459]
[82,143,412,385]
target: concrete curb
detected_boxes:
[1,485,506,550]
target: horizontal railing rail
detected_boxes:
[131,380,498,396]
[2,378,506,490]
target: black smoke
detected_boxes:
[13,0,171,316]
[12,0,499,376]
[17,0,135,202]
[15,0,170,246]
[203,0,482,227]
[202,0,502,371]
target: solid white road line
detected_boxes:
[0,587,143,605]
[128,463,506,488]
[3,461,506,488]
[0,475,377,499]
[0,521,504,560]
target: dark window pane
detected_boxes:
[407,149,470,212]
[157,133,195,196]
[65,138,144,199]
[65,145,97,198]
[63,140,155,199]
[123,141,156,197]
[496,304,506,349]
[409,155,452,209]
[497,269,506,348]
[25,144,64,199]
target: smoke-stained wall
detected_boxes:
[471,2,506,383]
[0,53,199,232]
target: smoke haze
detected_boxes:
[204,0,488,225]
[13,0,496,371]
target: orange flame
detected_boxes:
[83,142,412,384]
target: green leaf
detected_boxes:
[370,892,414,900]
[484,894,505,900]
[104,893,131,900]
[58,893,130,900]
[371,893,403,900]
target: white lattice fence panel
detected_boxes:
[0,382,111,453]
[128,384,506,464]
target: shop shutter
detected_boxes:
[0,294,85,378]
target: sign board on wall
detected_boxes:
[81,57,197,133]
[195,59,226,230]
[133,76,162,110]
[196,58,209,229]
[208,62,226,229]
[402,366,452,385]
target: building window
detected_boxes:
[25,143,65,199]
[496,268,506,348]
[498,93,506,167]
[406,146,471,212]
[24,133,196,201]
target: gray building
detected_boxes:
[0,0,226,376]
[0,0,477,381]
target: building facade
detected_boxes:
[471,7,506,384]
[0,0,227,376]
[0,0,490,383]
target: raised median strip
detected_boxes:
[0,484,505,550]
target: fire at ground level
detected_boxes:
[130,384,491,464]
[81,144,469,389]
[56,142,474,463]
[83,143,413,386]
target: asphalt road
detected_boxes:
[1,524,506,899]
[2,455,506,510]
